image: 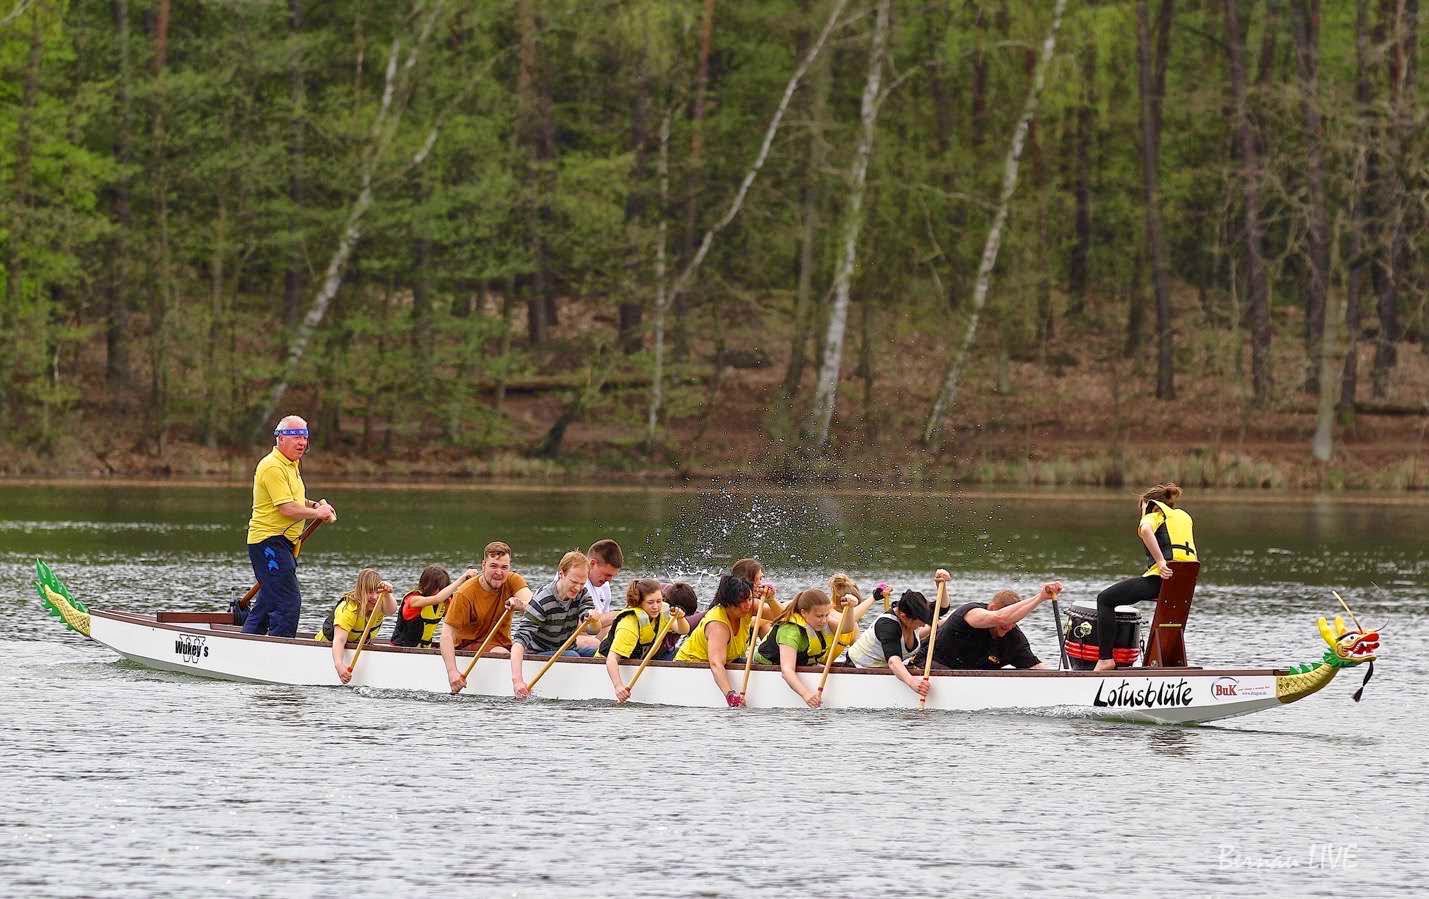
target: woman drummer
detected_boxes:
[1092,482,1197,672]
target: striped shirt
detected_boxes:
[512,579,594,653]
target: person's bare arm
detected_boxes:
[606,653,630,702]
[508,587,533,613]
[510,643,529,698]
[440,627,465,692]
[779,643,818,708]
[706,621,735,696]
[888,655,930,697]
[332,629,352,683]
[276,499,336,522]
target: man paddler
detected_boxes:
[243,415,336,638]
[441,541,533,693]
[918,582,1063,671]
[509,550,595,699]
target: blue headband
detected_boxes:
[274,427,309,438]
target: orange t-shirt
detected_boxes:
[443,572,527,649]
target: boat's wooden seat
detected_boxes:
[1141,560,1198,668]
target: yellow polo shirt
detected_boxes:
[246,447,307,544]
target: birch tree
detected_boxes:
[256,1,445,433]
[647,0,850,437]
[922,0,1069,450]
[803,0,890,451]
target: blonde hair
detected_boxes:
[345,568,384,609]
[558,550,589,575]
[828,574,861,605]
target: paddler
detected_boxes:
[440,541,532,693]
[509,550,596,699]
[1092,482,1197,672]
[314,568,397,683]
[919,581,1062,671]
[578,538,624,655]
[391,565,470,649]
[674,574,770,707]
[824,573,875,656]
[242,414,337,638]
[845,589,933,698]
[751,588,841,708]
[600,578,690,702]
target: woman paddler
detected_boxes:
[674,574,768,707]
[845,589,932,698]
[824,574,876,655]
[601,578,690,702]
[390,565,474,648]
[751,588,840,708]
[314,568,398,683]
[1092,482,1197,672]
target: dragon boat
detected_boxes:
[33,561,1379,725]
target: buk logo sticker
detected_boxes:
[1212,676,1239,700]
[174,635,209,664]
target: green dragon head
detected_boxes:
[1316,615,1379,669]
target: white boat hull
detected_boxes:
[86,610,1296,725]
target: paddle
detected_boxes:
[738,595,767,700]
[346,591,386,678]
[524,615,598,694]
[235,517,325,611]
[816,598,853,699]
[1051,597,1070,670]
[1331,590,1365,632]
[918,580,947,710]
[453,607,515,694]
[624,608,684,697]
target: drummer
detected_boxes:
[919,582,1063,671]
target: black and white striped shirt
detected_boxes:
[512,579,594,653]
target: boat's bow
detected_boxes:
[1275,614,1380,705]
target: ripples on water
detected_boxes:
[1,485,1426,897]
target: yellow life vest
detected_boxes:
[675,605,752,663]
[1142,499,1197,576]
[315,596,383,644]
[390,594,447,648]
[598,607,670,659]
[755,612,834,666]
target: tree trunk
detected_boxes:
[645,108,673,446]
[1225,0,1272,406]
[203,201,227,448]
[675,0,718,359]
[105,0,134,392]
[1293,0,1329,394]
[1135,0,1175,399]
[923,0,1069,449]
[1371,0,1414,397]
[284,0,306,329]
[781,15,832,400]
[1068,31,1096,316]
[516,0,556,346]
[1341,0,1374,419]
[149,0,174,450]
[3,1,45,425]
[1312,215,1348,461]
[804,0,890,451]
[618,29,654,356]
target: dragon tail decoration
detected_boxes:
[34,560,91,638]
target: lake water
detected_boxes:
[2,483,1425,897]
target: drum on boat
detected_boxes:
[1063,600,1141,669]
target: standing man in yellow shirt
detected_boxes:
[243,415,337,638]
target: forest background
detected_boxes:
[2,0,1427,490]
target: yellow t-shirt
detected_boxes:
[314,597,384,644]
[675,605,751,664]
[607,608,670,659]
[246,447,307,544]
